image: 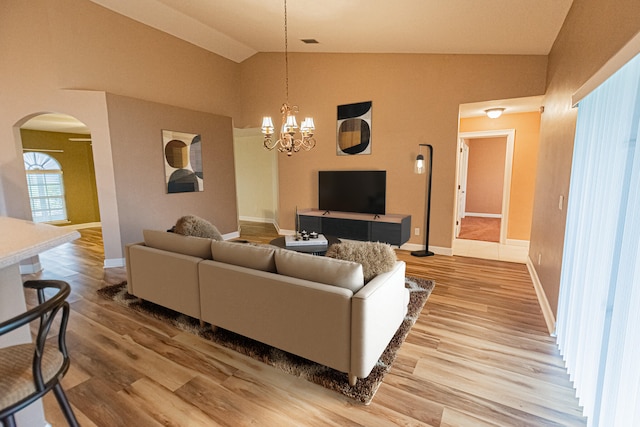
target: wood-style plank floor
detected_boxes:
[22,223,586,426]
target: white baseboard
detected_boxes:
[61,222,102,230]
[104,258,125,268]
[239,216,276,224]
[526,256,556,335]
[506,239,530,247]
[464,212,502,218]
[223,231,240,240]
[399,242,452,255]
[452,239,528,263]
[19,260,42,274]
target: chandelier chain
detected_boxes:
[260,0,315,156]
[284,0,289,103]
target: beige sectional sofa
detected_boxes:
[125,229,409,386]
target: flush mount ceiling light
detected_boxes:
[485,108,505,119]
[261,0,316,156]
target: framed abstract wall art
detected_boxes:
[162,129,203,193]
[336,101,372,156]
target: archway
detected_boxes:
[20,113,101,228]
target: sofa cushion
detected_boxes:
[325,241,397,283]
[174,215,224,240]
[211,241,276,272]
[274,250,364,292]
[143,229,212,259]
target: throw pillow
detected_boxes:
[325,241,397,282]
[174,215,223,240]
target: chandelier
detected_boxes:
[261,0,316,156]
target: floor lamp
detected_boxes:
[411,143,434,257]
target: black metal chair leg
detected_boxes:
[1,415,17,427]
[53,384,80,427]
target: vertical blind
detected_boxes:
[557,53,640,426]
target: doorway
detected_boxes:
[456,130,514,244]
[20,113,101,228]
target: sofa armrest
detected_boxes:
[350,261,408,379]
[125,242,144,295]
[126,244,203,319]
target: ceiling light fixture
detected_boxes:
[261,0,316,156]
[485,108,505,119]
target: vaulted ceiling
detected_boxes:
[24,1,573,133]
[89,0,574,62]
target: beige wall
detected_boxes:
[460,112,541,240]
[0,0,240,263]
[465,137,506,215]
[238,53,547,248]
[530,0,640,315]
[106,94,237,248]
[233,129,278,223]
[20,129,101,225]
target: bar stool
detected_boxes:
[0,280,79,427]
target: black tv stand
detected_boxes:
[297,209,411,246]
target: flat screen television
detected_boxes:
[318,170,386,215]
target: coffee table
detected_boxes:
[269,235,341,256]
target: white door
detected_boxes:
[456,140,469,237]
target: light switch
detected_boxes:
[559,195,564,210]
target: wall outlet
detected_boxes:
[414,227,420,236]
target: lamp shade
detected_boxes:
[301,117,315,132]
[415,153,425,174]
[284,114,298,133]
[261,116,274,134]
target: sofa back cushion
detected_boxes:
[143,229,212,259]
[274,250,364,292]
[211,241,276,272]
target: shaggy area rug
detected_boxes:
[97,276,434,405]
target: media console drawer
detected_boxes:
[298,210,411,246]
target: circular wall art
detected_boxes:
[336,101,372,156]
[162,130,203,193]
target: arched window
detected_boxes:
[23,152,68,223]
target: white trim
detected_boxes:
[572,31,640,106]
[239,216,276,224]
[452,238,528,263]
[104,258,125,268]
[400,242,452,256]
[464,212,502,218]
[62,222,102,230]
[456,129,515,245]
[526,256,556,335]
[223,231,240,240]
[506,238,530,247]
[278,228,297,236]
[19,260,42,274]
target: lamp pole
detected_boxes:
[411,144,434,257]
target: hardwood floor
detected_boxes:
[22,223,586,426]
[458,217,501,242]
